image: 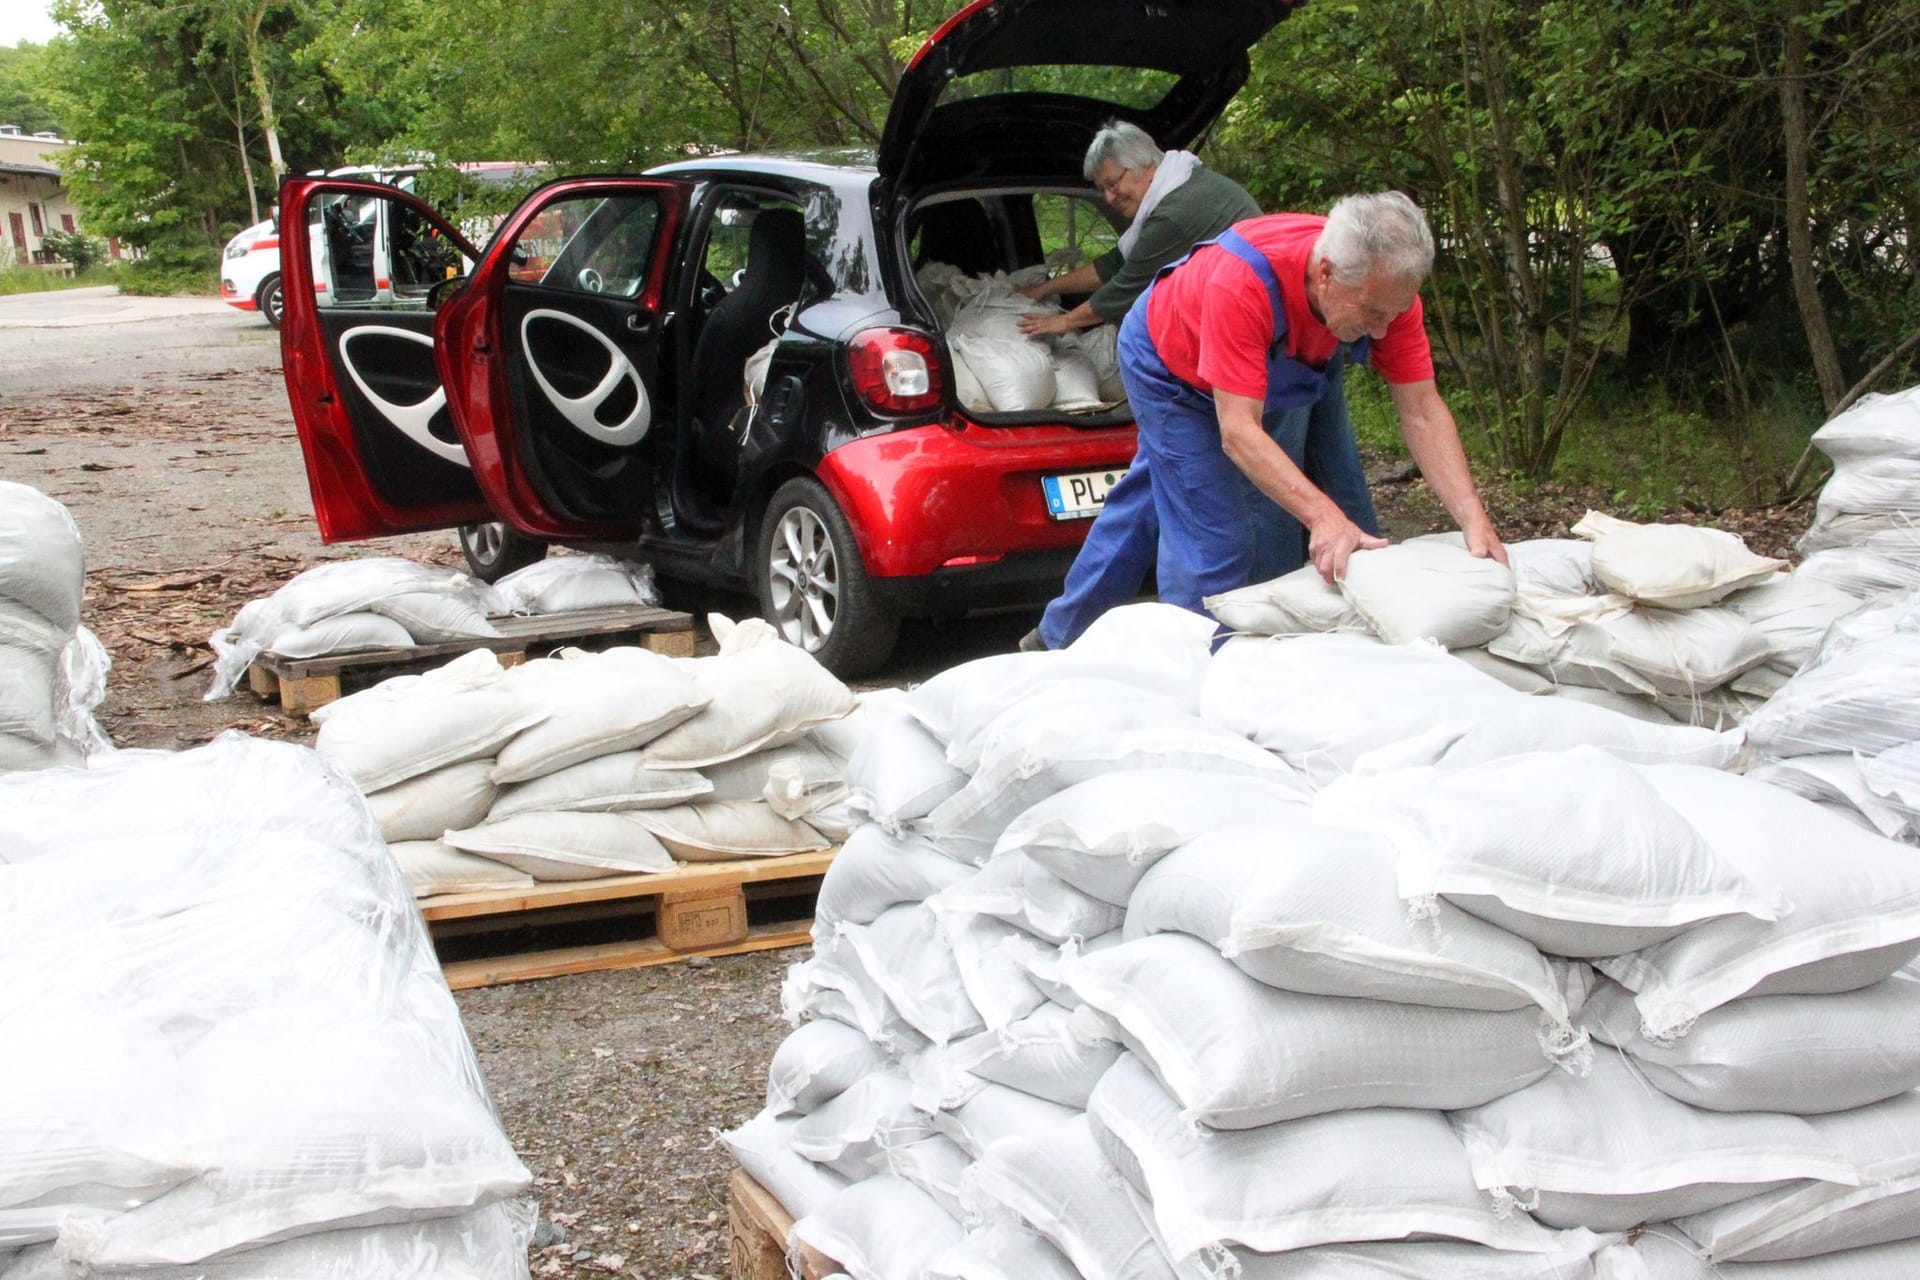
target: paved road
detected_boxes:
[0,287,280,399]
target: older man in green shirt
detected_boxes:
[1018,121,1260,336]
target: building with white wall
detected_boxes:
[0,125,104,271]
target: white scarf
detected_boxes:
[1118,150,1201,258]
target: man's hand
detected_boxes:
[1461,518,1510,567]
[1014,281,1053,301]
[1016,311,1076,337]
[1308,510,1389,583]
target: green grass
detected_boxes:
[0,263,123,295]
[117,260,220,296]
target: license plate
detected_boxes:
[1042,468,1122,520]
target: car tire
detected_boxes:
[256,273,284,329]
[756,477,898,678]
[457,521,548,582]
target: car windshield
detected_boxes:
[938,64,1181,112]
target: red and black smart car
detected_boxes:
[277,0,1296,675]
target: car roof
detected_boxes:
[646,150,878,189]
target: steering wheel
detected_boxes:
[577,267,605,294]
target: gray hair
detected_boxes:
[1311,192,1435,288]
[1083,120,1163,182]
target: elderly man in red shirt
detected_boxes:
[1033,191,1506,646]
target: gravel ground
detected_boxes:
[0,290,1815,1279]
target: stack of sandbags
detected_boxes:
[488,552,657,615]
[205,556,504,698]
[1743,588,1920,841]
[917,264,1124,415]
[0,733,534,1279]
[1209,519,1807,730]
[722,604,1920,1280]
[0,481,111,772]
[1795,385,1920,598]
[313,616,856,896]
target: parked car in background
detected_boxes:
[275,0,1298,675]
[222,162,536,328]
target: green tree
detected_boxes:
[0,42,65,136]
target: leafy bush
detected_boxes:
[39,228,109,271]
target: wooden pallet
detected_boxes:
[420,849,833,989]
[246,603,698,715]
[730,1168,837,1280]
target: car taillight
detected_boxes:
[847,328,945,414]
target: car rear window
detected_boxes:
[938,65,1181,112]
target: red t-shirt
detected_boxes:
[1143,213,1435,399]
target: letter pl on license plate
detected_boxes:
[1043,468,1121,520]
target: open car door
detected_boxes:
[435,178,692,542]
[279,177,491,542]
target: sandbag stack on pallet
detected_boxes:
[312,616,856,896]
[0,734,534,1279]
[205,553,658,700]
[0,482,111,773]
[725,602,1920,1280]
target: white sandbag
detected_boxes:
[386,839,533,898]
[1572,606,1771,696]
[1049,352,1103,411]
[489,648,708,783]
[931,1083,1078,1160]
[1722,576,1864,673]
[941,1002,1122,1109]
[1127,824,1568,1017]
[789,1175,963,1280]
[314,685,545,793]
[490,553,656,614]
[1579,970,1920,1114]
[1451,1049,1860,1232]
[1675,1089,1920,1262]
[305,649,510,727]
[0,643,57,746]
[962,1114,1177,1280]
[442,811,677,880]
[1653,681,1777,731]
[944,912,1051,1032]
[845,699,968,831]
[720,1111,848,1223]
[1595,1228,1920,1279]
[1743,631,1920,759]
[1205,564,1363,637]
[877,1135,973,1221]
[929,851,1124,945]
[999,769,1311,906]
[1449,646,1559,693]
[781,935,928,1058]
[927,683,1291,844]
[1062,323,1126,403]
[949,340,992,413]
[1201,634,1738,787]
[1572,511,1788,608]
[641,623,855,769]
[1503,536,1603,596]
[0,731,74,773]
[1808,384,1920,463]
[1747,753,1913,840]
[1337,540,1516,647]
[1601,765,1920,1037]
[925,1222,1081,1280]
[1065,934,1564,1128]
[835,905,983,1045]
[628,799,830,861]
[948,332,1055,413]
[1061,602,1221,707]
[1815,456,1920,517]
[365,590,502,643]
[814,825,974,930]
[1552,682,1681,724]
[1862,740,1920,833]
[1796,542,1920,597]
[486,752,711,820]
[704,739,843,806]
[1088,1054,1574,1260]
[265,610,415,659]
[789,1068,932,1171]
[766,1018,889,1116]
[274,558,484,629]
[0,481,85,633]
[1316,749,1781,957]
[363,760,497,844]
[1217,1237,1607,1280]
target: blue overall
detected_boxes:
[1037,228,1380,647]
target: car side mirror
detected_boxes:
[427,275,468,311]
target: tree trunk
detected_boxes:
[244,7,286,180]
[233,95,260,226]
[1779,0,1846,411]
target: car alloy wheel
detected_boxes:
[457,521,548,582]
[757,477,897,677]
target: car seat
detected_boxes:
[910,199,1000,277]
[689,208,807,438]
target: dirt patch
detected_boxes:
[0,299,1817,1279]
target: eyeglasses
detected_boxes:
[1095,169,1132,200]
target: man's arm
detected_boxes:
[1387,379,1508,565]
[1216,390,1387,582]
